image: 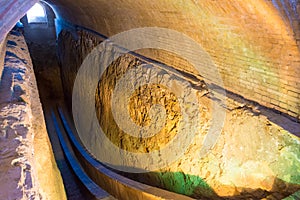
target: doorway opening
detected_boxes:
[27,3,47,24]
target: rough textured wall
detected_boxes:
[57,28,104,106]
[0,30,66,200]
[49,0,300,120]
[57,27,300,199]
[0,0,297,199]
[0,36,7,80]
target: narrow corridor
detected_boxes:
[24,24,94,200]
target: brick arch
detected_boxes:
[0,0,39,42]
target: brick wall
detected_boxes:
[131,0,300,120]
[54,0,300,120]
[271,0,300,46]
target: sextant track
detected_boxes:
[48,105,194,200]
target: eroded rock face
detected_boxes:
[57,29,104,107]
[94,54,300,199]
[58,28,300,199]
[0,30,66,200]
[0,37,6,80]
[0,30,41,200]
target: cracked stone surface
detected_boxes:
[0,30,65,200]
[94,53,300,199]
[0,30,40,200]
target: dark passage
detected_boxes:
[23,23,93,200]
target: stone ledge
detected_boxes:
[0,30,66,200]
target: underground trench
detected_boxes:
[22,15,300,200]
[0,0,300,199]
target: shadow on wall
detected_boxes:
[56,29,104,111]
[5,51,28,65]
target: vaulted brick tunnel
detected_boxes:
[0,0,300,199]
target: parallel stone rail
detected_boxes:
[51,109,114,200]
[54,106,194,200]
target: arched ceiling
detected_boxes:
[0,0,300,118]
[0,0,39,42]
[0,0,298,46]
[46,0,296,46]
